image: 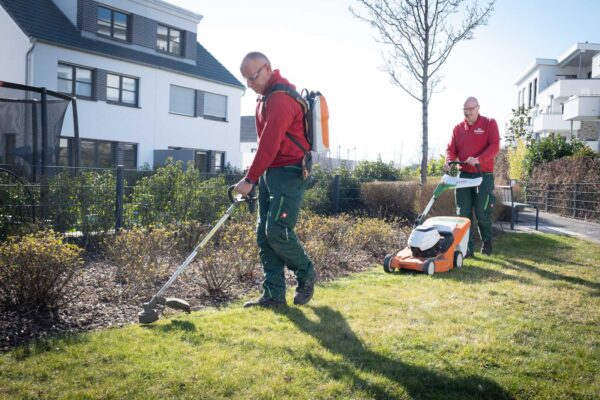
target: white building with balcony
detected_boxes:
[514,42,600,152]
[0,0,245,172]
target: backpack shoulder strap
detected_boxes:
[262,84,310,155]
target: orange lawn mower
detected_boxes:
[383,161,482,275]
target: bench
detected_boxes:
[497,184,539,230]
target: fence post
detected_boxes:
[572,183,578,218]
[332,174,340,215]
[115,165,124,231]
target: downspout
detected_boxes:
[25,38,36,85]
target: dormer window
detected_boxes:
[97,5,129,41]
[157,25,182,56]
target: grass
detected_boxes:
[1,232,599,399]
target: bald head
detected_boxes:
[240,52,270,70]
[464,97,479,108]
[240,51,273,95]
[463,96,480,125]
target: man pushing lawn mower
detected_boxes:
[234,52,316,308]
[445,96,500,257]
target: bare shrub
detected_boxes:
[183,212,260,295]
[297,213,374,279]
[349,217,404,258]
[171,221,211,255]
[103,227,174,302]
[0,230,83,312]
[360,181,419,220]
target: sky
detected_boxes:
[167,0,600,166]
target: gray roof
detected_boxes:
[240,116,257,142]
[0,0,244,88]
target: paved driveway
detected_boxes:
[495,209,600,244]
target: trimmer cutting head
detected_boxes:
[138,302,160,324]
[137,297,191,324]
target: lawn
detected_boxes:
[1,232,598,399]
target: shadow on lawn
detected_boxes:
[142,319,196,333]
[490,257,600,294]
[276,306,514,400]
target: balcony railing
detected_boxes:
[539,78,600,100]
[533,113,580,132]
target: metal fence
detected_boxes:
[525,182,600,222]
[0,164,244,238]
[1,163,424,238]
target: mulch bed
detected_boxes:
[1,254,375,353]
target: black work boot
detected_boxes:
[243,296,287,308]
[294,273,317,305]
[481,240,492,255]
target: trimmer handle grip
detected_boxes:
[227,185,258,214]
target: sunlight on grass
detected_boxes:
[1,232,599,399]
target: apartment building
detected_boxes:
[514,42,600,151]
[0,0,245,171]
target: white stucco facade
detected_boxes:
[513,42,600,151]
[0,0,244,169]
[0,5,30,84]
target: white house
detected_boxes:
[513,42,600,152]
[0,0,245,172]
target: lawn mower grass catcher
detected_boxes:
[383,162,482,275]
[138,186,256,324]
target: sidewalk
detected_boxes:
[494,209,600,244]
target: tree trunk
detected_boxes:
[421,91,429,185]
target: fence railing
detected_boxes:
[525,182,600,222]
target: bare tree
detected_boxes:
[351,0,495,184]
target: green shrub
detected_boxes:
[352,158,399,180]
[45,169,116,235]
[524,134,588,176]
[127,160,228,226]
[507,138,528,182]
[0,230,83,312]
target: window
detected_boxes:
[204,92,227,121]
[3,134,16,164]
[97,6,129,41]
[157,25,182,55]
[194,150,208,172]
[57,137,72,166]
[57,63,93,98]
[169,85,195,116]
[533,78,538,106]
[121,143,137,169]
[214,151,225,172]
[77,138,137,168]
[107,73,138,106]
[528,82,532,108]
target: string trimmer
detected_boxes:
[138,185,256,324]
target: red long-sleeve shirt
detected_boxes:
[245,70,308,183]
[445,115,500,173]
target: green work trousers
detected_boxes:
[256,165,314,301]
[455,172,495,253]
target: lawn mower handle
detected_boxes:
[448,161,482,176]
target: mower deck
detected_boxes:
[384,216,471,275]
